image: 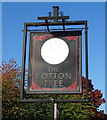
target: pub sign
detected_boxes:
[28,31,82,94]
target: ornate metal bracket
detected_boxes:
[37,6,69,31]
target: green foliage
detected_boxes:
[1,59,107,120]
[60,103,90,119]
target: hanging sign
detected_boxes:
[28,31,82,94]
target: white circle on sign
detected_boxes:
[41,38,69,65]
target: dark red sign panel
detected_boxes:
[28,31,82,94]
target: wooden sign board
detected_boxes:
[28,31,82,94]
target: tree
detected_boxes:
[1,59,24,119]
[58,77,106,119]
[1,59,107,119]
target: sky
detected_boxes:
[2,2,106,113]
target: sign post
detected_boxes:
[20,6,89,120]
[54,103,57,119]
